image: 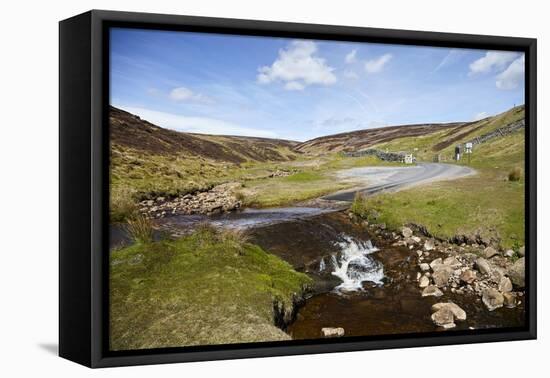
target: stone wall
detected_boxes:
[342,149,405,162]
[466,119,525,147]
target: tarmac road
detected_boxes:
[323,163,476,201]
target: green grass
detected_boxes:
[110,145,397,220]
[373,106,525,162]
[351,132,525,249]
[283,171,323,182]
[110,226,312,350]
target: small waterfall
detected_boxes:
[330,235,384,292]
[319,258,326,272]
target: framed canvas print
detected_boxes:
[59,10,537,368]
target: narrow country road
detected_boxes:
[323,163,476,201]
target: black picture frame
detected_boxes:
[59,9,537,368]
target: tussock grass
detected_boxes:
[508,166,522,181]
[350,192,368,217]
[125,214,154,244]
[110,186,138,222]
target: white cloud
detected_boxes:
[433,49,464,72]
[365,54,392,73]
[343,70,359,80]
[496,55,525,90]
[345,49,357,64]
[119,106,278,138]
[168,86,211,103]
[473,111,488,121]
[257,40,337,90]
[469,51,518,75]
[284,81,305,91]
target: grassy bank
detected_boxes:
[352,125,525,249]
[110,146,402,220]
[110,226,312,350]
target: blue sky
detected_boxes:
[110,28,525,142]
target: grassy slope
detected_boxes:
[237,155,405,207]
[110,227,312,350]
[111,141,404,220]
[352,107,525,249]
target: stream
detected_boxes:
[111,205,525,340]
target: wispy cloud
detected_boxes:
[118,106,279,138]
[469,51,518,75]
[345,49,357,64]
[496,55,525,90]
[343,70,359,80]
[433,49,464,72]
[365,54,392,73]
[257,40,337,90]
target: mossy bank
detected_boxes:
[110,226,312,350]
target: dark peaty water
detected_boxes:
[250,212,525,340]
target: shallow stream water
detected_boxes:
[111,206,525,340]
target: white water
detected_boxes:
[330,236,384,292]
[319,258,326,272]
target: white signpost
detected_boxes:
[465,142,473,164]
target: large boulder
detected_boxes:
[443,256,461,268]
[321,327,345,338]
[503,292,517,308]
[429,258,443,269]
[475,257,492,275]
[422,285,443,297]
[419,263,430,272]
[482,288,504,311]
[401,227,413,238]
[508,257,525,287]
[432,302,467,321]
[498,277,513,293]
[431,308,456,328]
[483,246,499,259]
[419,275,430,288]
[460,269,477,284]
[424,239,435,251]
[432,265,453,287]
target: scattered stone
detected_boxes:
[498,277,513,292]
[402,227,413,238]
[508,257,525,287]
[321,327,345,338]
[475,257,492,275]
[419,275,430,288]
[518,246,525,257]
[424,239,435,251]
[419,263,430,272]
[443,256,461,268]
[432,266,453,287]
[139,182,242,218]
[432,302,467,321]
[431,308,456,328]
[482,288,504,311]
[460,269,477,284]
[412,236,422,243]
[429,258,443,269]
[503,292,517,308]
[504,249,514,258]
[417,251,423,257]
[483,246,499,259]
[422,285,443,297]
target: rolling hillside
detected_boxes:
[294,121,467,155]
[371,105,525,163]
[295,105,525,162]
[110,106,299,163]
